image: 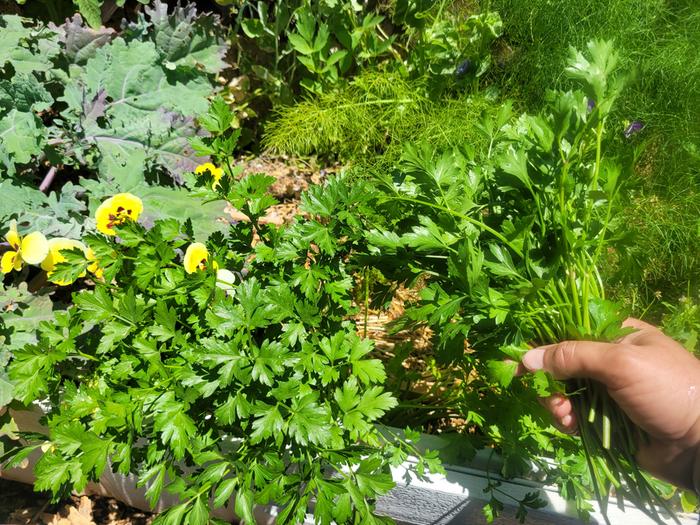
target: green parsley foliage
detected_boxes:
[5,165,435,523]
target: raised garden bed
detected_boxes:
[3,409,696,525]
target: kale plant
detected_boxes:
[9,0,152,28]
[0,1,228,237]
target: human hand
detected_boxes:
[520,318,700,492]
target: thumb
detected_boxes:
[522,340,618,382]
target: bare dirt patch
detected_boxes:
[0,479,153,525]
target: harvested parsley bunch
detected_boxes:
[363,41,677,523]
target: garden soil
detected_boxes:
[0,479,152,525]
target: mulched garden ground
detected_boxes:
[0,479,153,525]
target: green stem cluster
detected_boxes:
[522,114,678,524]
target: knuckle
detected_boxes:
[550,340,579,375]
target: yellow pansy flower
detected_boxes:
[183,242,218,274]
[95,193,144,236]
[195,162,224,189]
[1,220,49,274]
[41,238,88,286]
[86,248,104,280]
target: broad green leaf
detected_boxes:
[286,392,332,446]
[0,110,45,171]
[366,229,402,254]
[403,216,458,252]
[498,146,531,189]
[74,287,115,321]
[0,282,54,352]
[139,2,228,73]
[288,33,314,55]
[214,478,237,508]
[483,497,504,523]
[9,345,57,403]
[0,74,53,113]
[187,496,208,525]
[34,452,75,495]
[234,488,255,525]
[483,243,521,279]
[565,40,620,104]
[251,340,289,386]
[161,503,189,525]
[0,372,13,407]
[486,360,518,388]
[74,0,103,29]
[335,379,397,436]
[0,179,47,219]
[356,470,394,496]
[681,490,699,513]
[351,358,386,385]
[250,404,284,444]
[154,402,196,460]
[58,14,116,65]
[79,433,111,479]
[142,464,166,508]
[10,182,87,238]
[60,36,215,184]
[0,16,60,74]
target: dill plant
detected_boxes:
[263,71,496,167]
[260,2,504,165]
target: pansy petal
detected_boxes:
[1,251,17,274]
[86,248,103,278]
[195,162,216,175]
[42,238,87,272]
[95,197,116,235]
[20,231,49,265]
[40,251,55,272]
[212,167,224,189]
[113,193,143,220]
[216,269,236,293]
[184,242,209,274]
[196,163,225,189]
[5,221,20,249]
[90,265,104,279]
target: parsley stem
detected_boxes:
[602,413,611,450]
[568,269,583,330]
[363,267,369,338]
[75,350,99,362]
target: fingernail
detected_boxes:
[522,347,545,371]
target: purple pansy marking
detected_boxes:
[624,120,645,139]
